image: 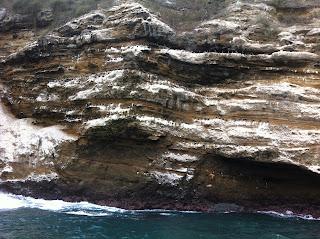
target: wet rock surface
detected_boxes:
[0,0,320,215]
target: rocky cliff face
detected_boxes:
[1,0,320,214]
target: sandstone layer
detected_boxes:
[1,0,320,215]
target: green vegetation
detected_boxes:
[12,0,41,15]
[255,14,280,39]
[11,0,42,28]
[142,0,227,30]
[269,0,317,9]
[50,0,70,14]
[1,0,227,31]
[2,0,114,27]
[270,0,284,8]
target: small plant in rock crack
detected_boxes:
[254,14,280,39]
[270,0,284,8]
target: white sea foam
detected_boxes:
[0,193,125,216]
[257,210,320,221]
[0,193,197,217]
[0,193,318,219]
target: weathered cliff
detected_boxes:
[1,0,320,214]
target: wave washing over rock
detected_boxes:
[0,192,318,220]
[0,192,200,217]
[0,0,320,216]
[0,192,126,216]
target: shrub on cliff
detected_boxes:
[50,0,69,14]
[12,0,41,15]
[255,14,280,39]
[74,0,99,17]
[12,0,42,28]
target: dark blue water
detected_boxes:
[0,208,320,239]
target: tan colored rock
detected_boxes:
[0,0,320,212]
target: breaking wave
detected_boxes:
[0,192,196,217]
[257,210,320,221]
[0,192,126,216]
[0,192,318,220]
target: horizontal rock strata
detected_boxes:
[1,0,320,214]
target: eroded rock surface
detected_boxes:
[1,0,320,214]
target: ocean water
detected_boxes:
[0,193,319,239]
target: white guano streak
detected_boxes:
[0,103,76,174]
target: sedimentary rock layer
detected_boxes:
[0,0,320,213]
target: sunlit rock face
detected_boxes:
[1,0,320,212]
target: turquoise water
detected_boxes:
[1,209,320,239]
[0,194,319,239]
